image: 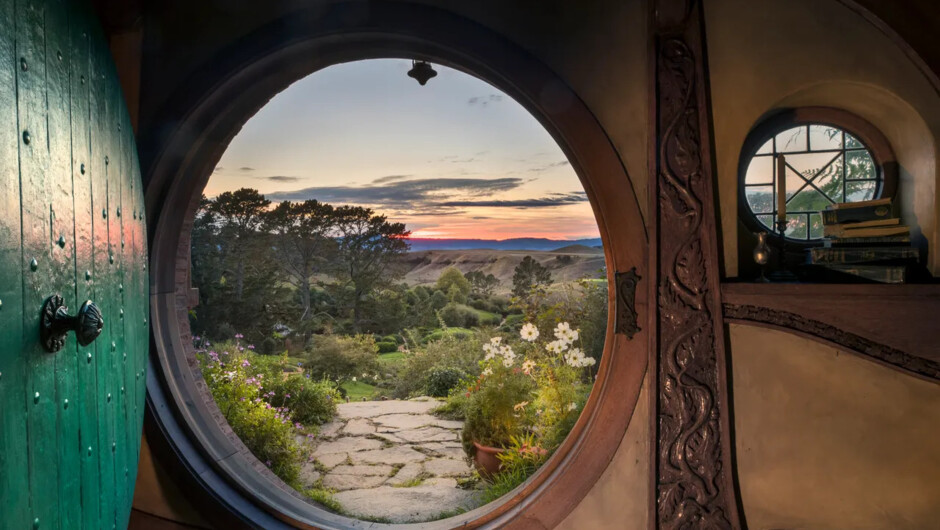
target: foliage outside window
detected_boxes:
[742,123,882,241]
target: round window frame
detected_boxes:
[737,107,898,246]
[142,3,649,529]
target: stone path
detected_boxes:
[297,397,482,523]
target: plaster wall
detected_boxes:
[705,0,940,277]
[729,324,940,529]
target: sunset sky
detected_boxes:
[208,59,599,240]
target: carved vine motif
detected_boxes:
[615,267,642,339]
[723,303,940,381]
[654,18,736,530]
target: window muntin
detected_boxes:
[742,123,881,241]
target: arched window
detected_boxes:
[739,108,897,242]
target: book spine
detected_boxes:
[809,247,919,264]
[821,204,893,225]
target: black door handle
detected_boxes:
[40,294,105,352]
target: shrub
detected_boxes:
[376,341,398,353]
[482,434,549,502]
[425,368,466,398]
[215,322,236,341]
[267,375,340,426]
[440,303,479,328]
[422,327,473,343]
[390,332,483,398]
[261,337,278,355]
[499,314,525,332]
[302,334,379,386]
[195,341,302,486]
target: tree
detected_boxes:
[465,270,500,296]
[190,193,289,343]
[302,334,380,388]
[263,200,336,324]
[331,205,411,331]
[207,188,271,301]
[512,256,553,298]
[436,266,471,300]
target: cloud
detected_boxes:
[467,94,504,107]
[257,176,300,183]
[438,192,587,208]
[371,174,411,184]
[266,177,525,208]
[239,166,255,171]
[528,160,571,173]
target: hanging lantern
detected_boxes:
[407,60,437,86]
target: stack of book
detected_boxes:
[809,198,918,283]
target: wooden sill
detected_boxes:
[720,281,940,365]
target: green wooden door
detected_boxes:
[0,1,149,528]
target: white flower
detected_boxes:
[482,367,493,376]
[554,322,572,340]
[484,350,497,361]
[521,359,536,374]
[352,376,357,382]
[499,344,514,357]
[565,348,586,367]
[490,336,502,346]
[567,402,578,411]
[482,343,495,355]
[546,340,569,354]
[502,352,516,367]
[519,323,539,342]
[564,328,579,344]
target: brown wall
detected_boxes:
[706,0,940,277]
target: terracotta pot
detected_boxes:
[472,441,504,479]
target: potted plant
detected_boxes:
[460,322,596,478]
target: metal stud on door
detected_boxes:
[0,1,149,529]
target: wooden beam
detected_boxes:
[648,0,744,528]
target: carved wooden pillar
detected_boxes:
[648,0,744,528]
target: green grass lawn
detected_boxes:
[470,308,502,326]
[378,352,405,364]
[341,380,378,401]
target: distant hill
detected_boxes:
[406,237,602,252]
[398,248,606,293]
[550,244,603,254]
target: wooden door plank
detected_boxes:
[69,3,102,528]
[105,61,130,528]
[119,103,140,523]
[16,0,60,527]
[0,0,30,526]
[45,4,82,527]
[89,17,116,527]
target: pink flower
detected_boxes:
[235,334,244,339]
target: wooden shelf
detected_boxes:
[720,282,940,366]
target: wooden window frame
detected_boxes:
[141,3,649,529]
[737,107,898,247]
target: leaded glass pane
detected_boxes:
[846,180,877,202]
[809,125,842,151]
[745,155,773,185]
[775,126,807,153]
[746,186,774,214]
